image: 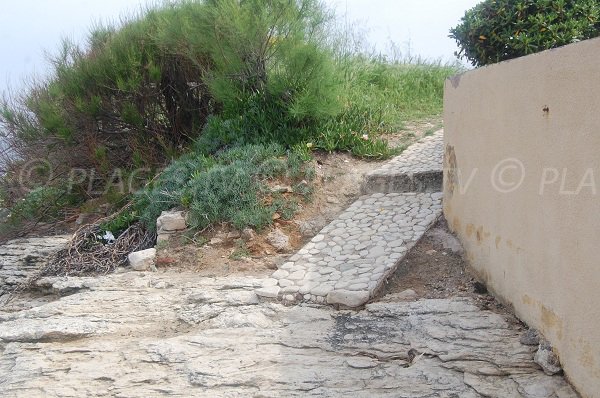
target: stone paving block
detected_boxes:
[361,130,444,194]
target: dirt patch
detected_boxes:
[379,218,512,315]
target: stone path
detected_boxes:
[361,130,443,195]
[258,193,442,307]
[0,271,578,397]
[260,132,445,307]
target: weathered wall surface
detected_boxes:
[444,38,600,397]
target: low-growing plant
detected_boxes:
[99,210,139,237]
[271,196,299,220]
[229,239,251,260]
[130,142,313,233]
[9,186,79,223]
[186,162,264,230]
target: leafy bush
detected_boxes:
[194,0,342,146]
[450,0,600,66]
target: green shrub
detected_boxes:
[133,152,215,229]
[9,186,78,223]
[0,0,340,195]
[195,0,342,145]
[450,0,600,66]
[186,162,264,230]
[131,142,313,233]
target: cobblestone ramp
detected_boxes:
[258,193,443,307]
[361,130,444,194]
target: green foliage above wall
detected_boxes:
[450,0,600,67]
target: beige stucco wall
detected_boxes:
[444,38,600,398]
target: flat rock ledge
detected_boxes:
[0,271,578,397]
[362,130,444,195]
[260,192,442,307]
[0,236,71,297]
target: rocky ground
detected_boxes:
[0,224,578,397]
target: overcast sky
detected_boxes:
[0,0,480,95]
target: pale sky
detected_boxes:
[0,0,480,95]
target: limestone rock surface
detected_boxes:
[0,236,70,297]
[0,270,578,397]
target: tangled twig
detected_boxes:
[4,208,156,303]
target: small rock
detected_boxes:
[326,196,340,204]
[255,286,280,299]
[153,281,169,289]
[297,218,327,238]
[534,340,562,375]
[227,231,241,239]
[396,289,417,300]
[271,185,293,193]
[287,270,305,280]
[520,329,541,346]
[128,248,157,272]
[281,286,300,294]
[209,237,224,245]
[262,278,279,287]
[156,233,171,244]
[241,228,256,241]
[278,279,294,288]
[346,357,378,369]
[272,269,289,279]
[327,290,370,308]
[425,249,437,255]
[311,284,334,296]
[267,228,292,253]
[157,210,187,233]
